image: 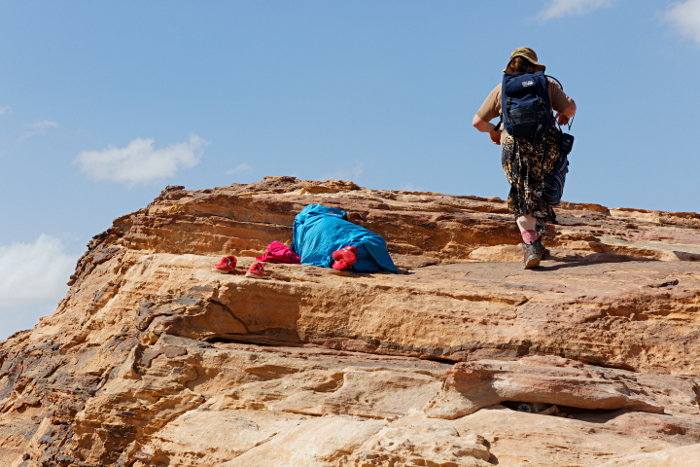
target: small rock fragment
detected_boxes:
[648,279,679,288]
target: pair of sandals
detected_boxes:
[332,246,357,271]
[212,256,264,278]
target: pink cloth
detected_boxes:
[256,241,301,264]
[521,230,539,245]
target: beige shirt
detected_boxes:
[476,79,575,144]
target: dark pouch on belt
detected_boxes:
[559,132,574,155]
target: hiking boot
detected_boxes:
[212,256,237,273]
[522,239,544,269]
[534,238,547,257]
[245,262,264,278]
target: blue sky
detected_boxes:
[2,0,699,338]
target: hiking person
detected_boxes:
[472,47,576,269]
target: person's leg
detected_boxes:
[502,136,542,268]
[516,213,538,244]
[517,212,545,269]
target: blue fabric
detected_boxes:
[543,151,569,206]
[292,204,397,273]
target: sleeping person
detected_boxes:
[292,204,397,273]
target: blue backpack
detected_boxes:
[501,71,554,139]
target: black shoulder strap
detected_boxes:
[545,75,563,90]
[546,74,575,130]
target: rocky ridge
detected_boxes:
[1,176,699,466]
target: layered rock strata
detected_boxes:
[1,176,699,466]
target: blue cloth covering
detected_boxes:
[292,204,397,273]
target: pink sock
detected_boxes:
[522,230,538,245]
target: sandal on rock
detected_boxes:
[332,259,352,271]
[332,246,357,265]
[213,256,237,273]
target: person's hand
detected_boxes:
[489,129,501,145]
[556,113,570,126]
[347,212,367,223]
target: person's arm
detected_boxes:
[549,81,576,126]
[473,85,503,145]
[473,115,502,145]
[556,103,576,126]
[472,115,495,132]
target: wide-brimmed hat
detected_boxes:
[503,47,546,73]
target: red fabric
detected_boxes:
[256,241,301,264]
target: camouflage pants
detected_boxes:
[501,127,561,236]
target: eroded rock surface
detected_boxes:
[1,176,699,466]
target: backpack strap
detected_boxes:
[546,75,575,130]
[546,75,563,90]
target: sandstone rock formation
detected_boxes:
[1,176,699,466]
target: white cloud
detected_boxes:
[665,0,700,43]
[29,119,60,130]
[0,106,12,117]
[321,162,365,182]
[226,162,252,174]
[74,133,207,184]
[0,235,78,309]
[538,0,614,21]
[400,183,424,192]
[20,119,61,140]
